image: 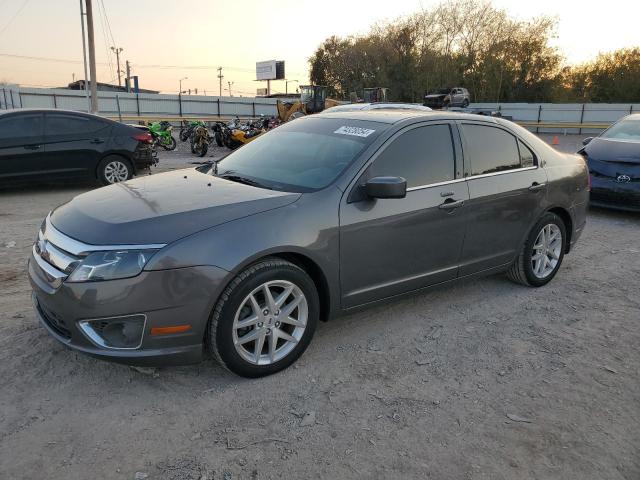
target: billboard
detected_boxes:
[256,60,285,81]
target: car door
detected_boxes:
[457,122,547,276]
[339,122,469,308]
[43,113,112,179]
[0,112,44,181]
[451,89,462,106]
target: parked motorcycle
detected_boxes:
[148,121,176,150]
[179,120,206,142]
[192,124,211,157]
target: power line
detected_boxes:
[0,52,306,77]
[0,0,30,37]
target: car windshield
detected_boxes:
[430,88,451,95]
[601,118,640,142]
[217,117,387,192]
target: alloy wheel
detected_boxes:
[103,160,129,183]
[232,280,308,365]
[531,223,562,279]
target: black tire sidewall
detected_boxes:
[212,263,319,378]
[198,142,208,157]
[522,213,567,287]
[97,156,132,186]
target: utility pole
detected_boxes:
[110,46,123,87]
[85,0,98,113]
[125,60,131,92]
[79,0,90,111]
[227,81,234,97]
[217,66,223,97]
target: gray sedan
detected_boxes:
[29,111,589,377]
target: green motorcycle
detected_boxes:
[148,121,177,151]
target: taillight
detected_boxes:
[133,133,153,144]
[587,171,592,191]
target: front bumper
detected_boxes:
[29,251,229,366]
[590,176,640,212]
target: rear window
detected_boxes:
[218,117,387,192]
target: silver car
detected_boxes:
[29,111,589,377]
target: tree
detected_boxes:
[308,0,639,103]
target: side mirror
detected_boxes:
[365,176,407,199]
[582,137,594,146]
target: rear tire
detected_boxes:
[462,99,469,108]
[207,258,319,377]
[507,212,567,287]
[97,156,133,185]
[215,131,224,147]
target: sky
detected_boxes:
[0,0,639,95]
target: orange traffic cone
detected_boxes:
[552,135,559,145]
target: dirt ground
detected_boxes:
[1,137,639,480]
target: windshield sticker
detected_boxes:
[334,126,376,138]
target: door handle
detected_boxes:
[528,182,546,192]
[438,199,464,210]
[90,139,105,144]
[24,145,41,150]
[440,191,455,198]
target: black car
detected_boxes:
[0,109,155,185]
[581,114,640,212]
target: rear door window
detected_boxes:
[371,124,456,188]
[461,124,521,175]
[45,114,109,137]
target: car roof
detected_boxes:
[315,109,500,125]
[0,108,113,121]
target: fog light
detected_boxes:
[78,315,146,349]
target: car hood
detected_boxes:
[50,169,301,245]
[584,137,640,163]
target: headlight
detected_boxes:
[67,250,158,282]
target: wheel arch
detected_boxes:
[546,206,573,253]
[266,252,332,322]
[96,152,135,179]
[226,250,333,323]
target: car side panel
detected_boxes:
[42,113,113,179]
[544,154,590,248]
[0,112,45,180]
[144,188,343,320]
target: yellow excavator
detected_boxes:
[277,85,341,122]
[277,86,390,122]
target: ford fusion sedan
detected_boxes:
[0,109,154,185]
[580,114,640,212]
[29,110,589,377]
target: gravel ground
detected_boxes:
[0,135,639,480]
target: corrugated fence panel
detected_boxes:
[1,87,637,127]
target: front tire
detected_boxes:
[161,136,177,151]
[207,258,319,377]
[507,212,567,287]
[97,156,133,185]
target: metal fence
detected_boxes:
[1,86,639,132]
[0,86,280,121]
